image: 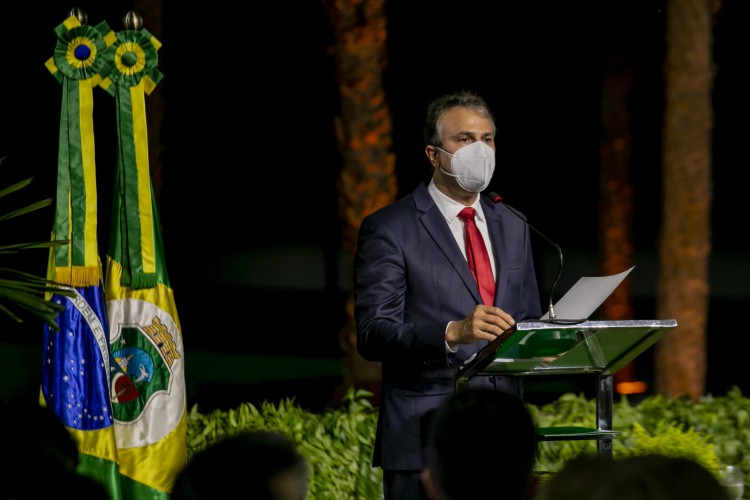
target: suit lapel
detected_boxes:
[482,197,507,307]
[414,184,484,305]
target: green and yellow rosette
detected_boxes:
[45,15,115,286]
[101,27,163,289]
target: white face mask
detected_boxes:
[435,141,496,193]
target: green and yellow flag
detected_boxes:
[41,14,125,500]
[101,21,187,498]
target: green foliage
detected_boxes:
[531,386,750,499]
[187,386,750,499]
[185,387,382,499]
[624,421,722,473]
[0,157,73,331]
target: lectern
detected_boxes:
[454,319,678,457]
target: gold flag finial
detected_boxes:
[69,7,87,25]
[123,10,143,30]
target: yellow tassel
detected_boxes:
[54,266,101,287]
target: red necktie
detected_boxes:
[458,207,495,305]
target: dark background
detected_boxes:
[0,1,747,410]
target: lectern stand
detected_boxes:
[454,319,677,457]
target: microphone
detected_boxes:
[487,192,583,324]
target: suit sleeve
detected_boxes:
[353,214,449,366]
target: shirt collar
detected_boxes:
[427,180,486,223]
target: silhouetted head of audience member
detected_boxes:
[540,453,731,500]
[0,399,110,499]
[421,388,538,500]
[171,429,309,500]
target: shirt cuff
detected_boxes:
[445,322,458,353]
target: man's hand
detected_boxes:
[445,305,515,349]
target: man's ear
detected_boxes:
[421,466,441,500]
[425,146,438,166]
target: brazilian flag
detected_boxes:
[41,14,125,499]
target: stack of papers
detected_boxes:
[540,266,635,321]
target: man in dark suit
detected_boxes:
[354,89,542,499]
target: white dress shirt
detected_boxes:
[427,180,497,277]
[427,180,497,354]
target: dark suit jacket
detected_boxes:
[353,182,542,471]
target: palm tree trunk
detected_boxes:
[322,0,396,405]
[598,2,636,389]
[654,0,716,400]
[600,71,637,386]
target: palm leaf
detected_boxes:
[0,198,53,223]
[0,177,34,198]
[0,156,74,332]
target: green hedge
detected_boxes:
[185,387,381,499]
[186,386,750,499]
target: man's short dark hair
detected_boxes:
[425,388,538,500]
[172,430,309,500]
[423,89,496,147]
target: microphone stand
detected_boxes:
[488,192,585,325]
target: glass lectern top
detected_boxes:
[458,319,677,379]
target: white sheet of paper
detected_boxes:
[540,266,635,320]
